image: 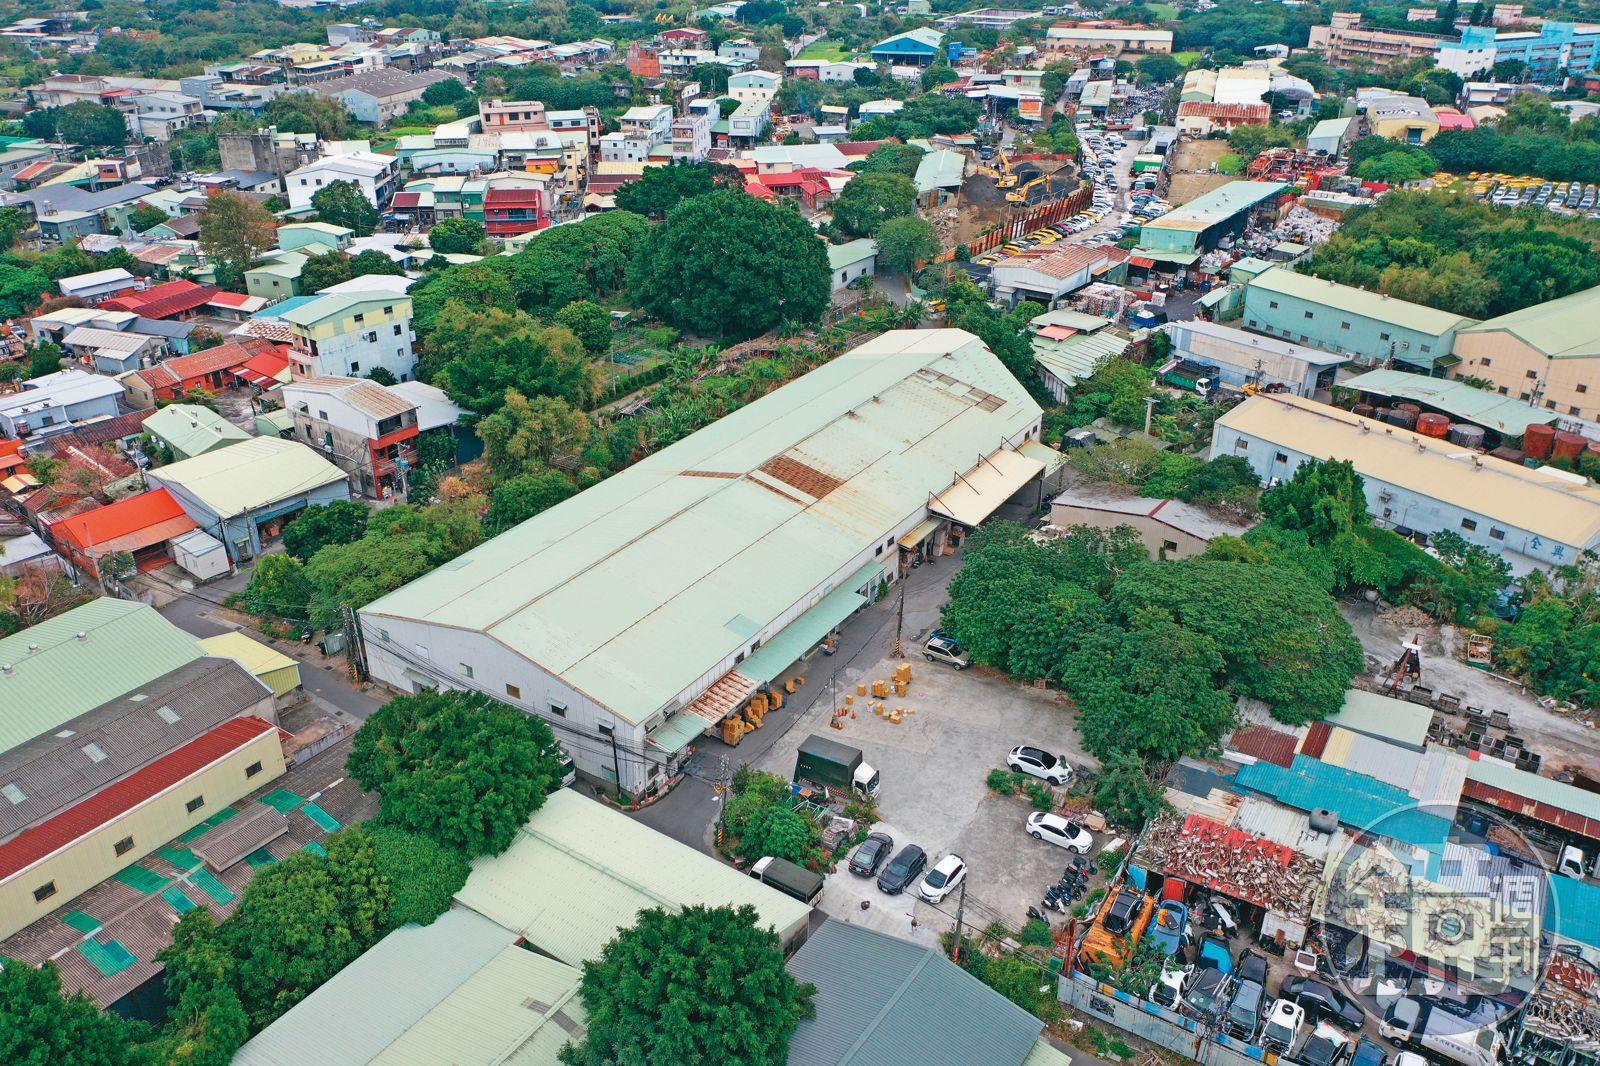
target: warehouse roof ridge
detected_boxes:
[1457,283,1600,359]
[1247,266,1478,334]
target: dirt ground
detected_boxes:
[944,160,1077,248]
[1165,138,1236,206]
[1342,599,1600,773]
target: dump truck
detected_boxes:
[1161,359,1222,396]
[794,734,880,800]
[1078,881,1156,969]
[749,856,824,906]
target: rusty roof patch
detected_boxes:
[758,454,844,500]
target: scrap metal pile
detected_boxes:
[1138,811,1321,921]
[1522,954,1600,1052]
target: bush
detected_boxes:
[986,768,1016,795]
[1097,847,1126,877]
[1020,919,1053,947]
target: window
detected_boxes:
[1298,335,1308,344]
[383,306,394,315]
[1420,344,1431,353]
[1460,519,1477,532]
[364,331,377,343]
[1268,300,1278,309]
[1579,383,1589,394]
[1303,310,1314,320]
[1161,540,1178,552]
[1546,400,1557,410]
[1340,321,1350,331]
[598,723,614,737]
[246,760,263,778]
[186,795,205,814]
[461,663,474,678]
[318,409,328,420]
[1520,392,1531,401]
[1497,387,1507,395]
[1379,332,1390,341]
[114,836,134,856]
[1572,406,1583,416]
[1490,528,1506,541]
[1480,358,1492,367]
[354,313,365,324]
[392,323,403,336]
[506,683,521,699]
[349,362,360,373]
[1275,451,1289,463]
[1527,369,1538,379]
[1234,438,1249,451]
[33,881,56,903]
[875,544,883,556]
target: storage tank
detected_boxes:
[1523,423,1557,460]
[1353,403,1375,418]
[1417,413,1450,438]
[1553,431,1587,462]
[1449,424,1486,449]
[1386,408,1418,429]
[1395,402,1422,416]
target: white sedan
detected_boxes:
[917,854,967,903]
[1026,811,1093,853]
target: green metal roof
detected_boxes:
[146,438,348,519]
[1140,181,1286,232]
[1032,330,1130,389]
[739,560,882,682]
[0,599,204,755]
[455,790,811,966]
[1342,368,1558,436]
[1309,116,1354,139]
[1458,283,1600,359]
[144,404,251,458]
[914,149,966,194]
[786,920,1044,1066]
[1247,267,1478,337]
[1324,689,1433,749]
[276,292,407,328]
[363,329,1041,726]
[827,238,878,271]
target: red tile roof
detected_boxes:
[100,280,220,320]
[1177,102,1271,123]
[0,717,277,881]
[483,187,543,203]
[233,347,291,388]
[391,192,423,208]
[130,337,278,392]
[52,488,195,554]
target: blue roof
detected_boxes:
[252,295,319,319]
[1547,875,1600,950]
[1234,755,1452,854]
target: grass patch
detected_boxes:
[798,41,849,61]
[1172,50,1202,66]
[1146,3,1178,17]
[1217,153,1245,175]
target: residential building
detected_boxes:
[279,220,354,251]
[827,238,878,291]
[1137,181,1286,254]
[1214,394,1600,572]
[0,370,123,439]
[1175,101,1272,135]
[1026,309,1131,402]
[60,327,165,375]
[100,279,219,321]
[1438,21,1600,78]
[360,329,1053,793]
[1450,284,1600,419]
[145,437,350,561]
[1165,319,1347,398]
[1242,266,1476,372]
[279,292,416,380]
[285,151,399,211]
[1367,94,1440,143]
[143,404,251,461]
[281,376,420,498]
[669,113,711,162]
[122,338,283,409]
[0,182,158,243]
[51,487,201,579]
[990,245,1120,306]
[311,68,462,124]
[1307,12,1448,66]
[871,27,947,65]
[1049,485,1255,560]
[718,36,761,64]
[784,59,872,82]
[599,104,673,164]
[791,921,1070,1065]
[57,268,139,304]
[1045,23,1173,54]
[217,128,320,183]
[481,185,549,238]
[477,97,547,132]
[124,92,204,141]
[727,99,771,145]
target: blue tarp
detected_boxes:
[1234,755,1452,855]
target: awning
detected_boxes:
[646,711,709,754]
[739,563,882,683]
[1019,439,1065,474]
[1129,255,1156,268]
[1198,286,1233,309]
[898,517,943,550]
[682,670,758,726]
[928,448,1045,527]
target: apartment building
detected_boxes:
[1308,12,1448,65]
[285,151,398,211]
[280,293,417,381]
[282,376,420,498]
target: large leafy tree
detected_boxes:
[0,960,137,1066]
[240,552,312,620]
[501,211,647,318]
[425,306,599,414]
[615,160,745,218]
[428,216,485,256]
[350,249,407,277]
[553,298,612,356]
[53,101,126,147]
[411,261,517,336]
[349,690,566,856]
[0,263,50,319]
[282,499,370,562]
[846,142,925,177]
[303,499,483,626]
[1094,750,1173,830]
[1260,458,1369,542]
[477,389,592,477]
[312,180,380,237]
[261,92,350,140]
[153,910,250,1066]
[299,249,352,294]
[873,215,940,274]
[830,172,916,238]
[368,825,472,930]
[197,191,277,281]
[560,905,815,1066]
[628,191,830,339]
[483,470,579,535]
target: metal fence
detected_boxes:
[935,184,1096,262]
[1060,969,1290,1066]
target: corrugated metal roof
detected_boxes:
[1458,283,1600,358]
[1230,796,1347,860]
[1547,874,1600,950]
[1228,725,1300,767]
[1465,756,1600,830]
[1341,368,1559,436]
[914,149,965,194]
[143,405,251,458]
[1022,1040,1075,1066]
[52,487,196,554]
[0,599,204,755]
[1317,728,1422,790]
[1142,181,1285,232]
[1033,329,1130,389]
[233,909,520,1066]
[454,790,810,967]
[145,438,348,519]
[1246,266,1477,336]
[785,920,1043,1066]
[1235,755,1453,853]
[364,329,1041,726]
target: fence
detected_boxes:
[1060,969,1287,1066]
[935,184,1095,262]
[288,721,353,768]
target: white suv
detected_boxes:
[1008,744,1073,784]
[1026,811,1093,852]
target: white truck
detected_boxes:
[1379,997,1503,1066]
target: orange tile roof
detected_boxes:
[52,488,195,553]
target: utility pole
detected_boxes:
[608,727,623,804]
[952,877,968,964]
[894,570,906,659]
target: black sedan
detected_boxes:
[849,832,894,878]
[1280,976,1366,1030]
[877,844,927,895]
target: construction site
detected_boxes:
[945,151,1083,248]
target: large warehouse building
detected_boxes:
[360,329,1053,795]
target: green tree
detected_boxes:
[240,552,311,619]
[282,500,370,562]
[0,960,137,1066]
[25,340,61,378]
[482,469,579,535]
[1135,52,1182,84]
[738,804,818,863]
[421,78,471,108]
[428,216,485,256]
[410,261,517,336]
[349,689,565,856]
[0,264,50,320]
[129,202,170,234]
[846,142,926,177]
[1260,458,1368,542]
[1426,529,1512,622]
[477,389,592,477]
[1094,750,1173,829]
[53,101,126,147]
[368,825,472,930]
[299,249,353,293]
[499,211,647,318]
[197,191,278,280]
[303,500,483,626]
[560,905,815,1066]
[614,160,744,218]
[312,180,380,237]
[350,249,408,277]
[553,298,612,355]
[427,307,598,414]
[830,172,917,237]
[154,910,250,1066]
[691,62,731,94]
[628,191,830,339]
[366,367,398,386]
[1227,123,1297,157]
[873,215,940,273]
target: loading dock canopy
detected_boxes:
[928,448,1044,526]
[739,561,883,683]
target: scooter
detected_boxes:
[1027,905,1050,924]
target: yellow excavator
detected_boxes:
[978,150,1019,189]
[1006,174,1046,203]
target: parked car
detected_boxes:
[1227,970,1267,1040]
[1026,810,1093,852]
[849,831,893,877]
[1261,999,1306,1052]
[1302,1022,1353,1066]
[877,843,927,894]
[1007,744,1073,784]
[1149,899,1189,956]
[1351,1037,1390,1066]
[1183,959,1234,1023]
[924,634,971,669]
[1151,959,1192,1009]
[1282,975,1366,1030]
[918,854,966,902]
